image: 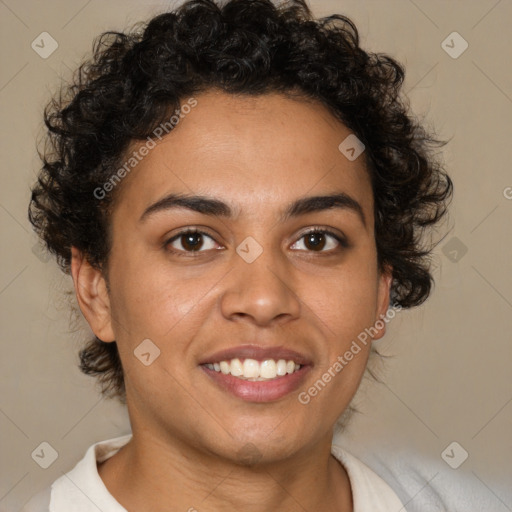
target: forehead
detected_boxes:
[112,90,373,221]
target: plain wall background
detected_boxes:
[0,0,511,510]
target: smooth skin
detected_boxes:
[71,90,392,511]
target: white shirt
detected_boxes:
[22,434,404,511]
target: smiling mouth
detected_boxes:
[199,345,312,401]
[203,358,301,381]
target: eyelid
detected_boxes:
[292,226,350,250]
[164,228,223,256]
[166,227,218,241]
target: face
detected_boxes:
[74,90,391,465]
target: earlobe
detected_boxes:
[71,247,115,342]
[372,266,393,341]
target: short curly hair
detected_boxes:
[29,0,452,402]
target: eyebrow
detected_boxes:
[140,192,366,227]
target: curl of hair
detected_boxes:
[29,0,453,401]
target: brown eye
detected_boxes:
[180,232,204,251]
[303,232,327,251]
[166,229,219,254]
[290,229,347,253]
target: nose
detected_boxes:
[220,246,301,327]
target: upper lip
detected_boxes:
[199,345,312,366]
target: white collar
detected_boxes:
[35,434,403,511]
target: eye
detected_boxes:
[165,229,221,254]
[290,228,347,252]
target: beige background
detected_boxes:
[1,0,511,510]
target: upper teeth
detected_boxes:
[205,358,301,380]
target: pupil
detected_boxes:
[306,233,325,250]
[183,233,202,251]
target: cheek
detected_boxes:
[106,262,214,403]
[107,243,222,341]
[110,280,205,349]
[298,269,378,421]
[305,262,380,347]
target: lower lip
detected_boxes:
[201,365,311,402]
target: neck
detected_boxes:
[98,429,353,512]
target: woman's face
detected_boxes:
[78,90,391,464]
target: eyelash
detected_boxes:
[164,227,349,257]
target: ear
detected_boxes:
[71,247,115,342]
[372,265,394,341]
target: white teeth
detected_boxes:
[260,359,277,379]
[230,358,243,377]
[276,359,287,376]
[243,359,260,378]
[205,358,301,380]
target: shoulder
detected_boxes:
[331,443,405,511]
[24,434,132,512]
[364,448,511,512]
